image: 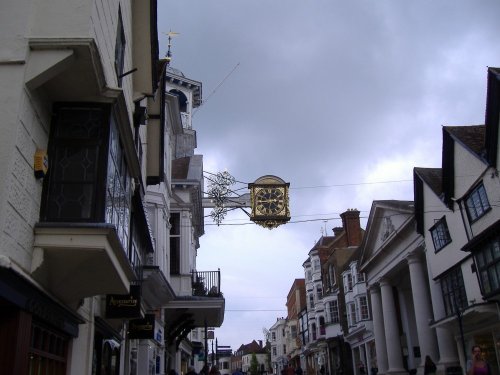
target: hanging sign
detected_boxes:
[129,314,155,340]
[106,285,141,319]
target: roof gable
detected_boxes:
[442,125,486,208]
[413,167,442,234]
[485,67,500,167]
[359,200,414,268]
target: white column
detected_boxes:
[180,211,192,273]
[407,253,438,370]
[397,287,414,370]
[380,279,406,375]
[369,286,388,374]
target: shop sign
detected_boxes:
[106,285,141,319]
[155,322,163,344]
[129,314,155,340]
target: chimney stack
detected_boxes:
[340,209,361,246]
[332,227,343,236]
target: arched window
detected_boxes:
[169,89,188,112]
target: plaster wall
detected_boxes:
[453,143,487,198]
[468,171,500,235]
[0,0,139,273]
[422,184,469,278]
[0,0,31,62]
[0,85,49,274]
[460,257,483,304]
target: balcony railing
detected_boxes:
[191,270,222,297]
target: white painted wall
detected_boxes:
[421,184,469,279]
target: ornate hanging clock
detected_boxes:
[249,175,290,229]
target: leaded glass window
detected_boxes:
[475,235,500,295]
[430,217,452,252]
[466,183,491,222]
[43,104,132,254]
[440,266,467,316]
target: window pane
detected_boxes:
[431,218,451,251]
[466,183,490,221]
[492,240,500,260]
[489,267,500,291]
[478,185,490,209]
[485,247,493,264]
[476,252,485,268]
[48,184,94,219]
[440,267,467,316]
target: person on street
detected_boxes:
[467,346,491,375]
[424,356,436,375]
[200,365,209,375]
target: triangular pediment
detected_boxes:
[360,200,414,268]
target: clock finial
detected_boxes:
[163,30,179,64]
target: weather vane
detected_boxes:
[163,30,179,64]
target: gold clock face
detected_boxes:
[255,187,286,216]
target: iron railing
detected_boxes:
[191,270,221,297]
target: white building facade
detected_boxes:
[360,201,437,375]
[342,259,374,375]
[270,317,288,374]
[414,67,500,375]
[303,241,330,375]
[0,1,224,374]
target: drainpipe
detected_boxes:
[455,199,471,242]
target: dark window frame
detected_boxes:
[115,7,126,87]
[42,103,111,223]
[474,234,500,297]
[429,216,452,252]
[29,320,69,374]
[440,266,468,316]
[465,182,491,223]
[169,212,181,275]
[41,103,133,253]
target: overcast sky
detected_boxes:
[158,1,500,352]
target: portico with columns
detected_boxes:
[359,201,441,375]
